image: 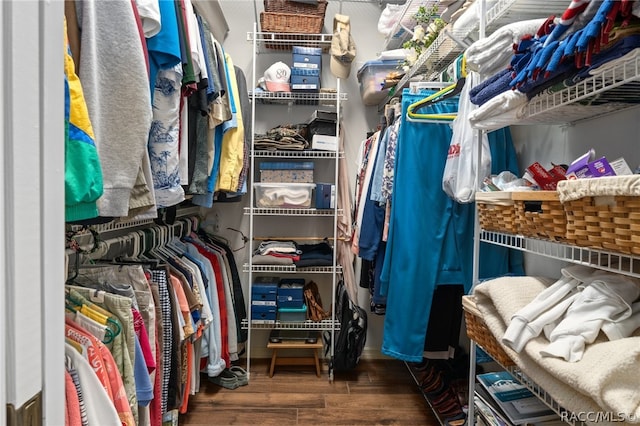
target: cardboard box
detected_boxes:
[566,149,595,179]
[291,74,320,92]
[610,157,633,175]
[311,134,338,151]
[587,157,616,177]
[524,162,566,190]
[292,46,322,69]
[251,304,277,323]
[252,277,279,304]
[277,280,304,308]
[315,183,336,209]
[260,161,315,183]
[291,67,320,77]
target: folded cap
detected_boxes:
[330,14,357,79]
[263,61,291,92]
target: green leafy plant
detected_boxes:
[401,5,446,71]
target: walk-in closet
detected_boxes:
[2,0,640,425]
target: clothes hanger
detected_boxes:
[407,78,465,117]
[407,55,468,120]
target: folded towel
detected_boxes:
[469,89,528,130]
[466,18,548,77]
[557,175,640,203]
[469,68,512,105]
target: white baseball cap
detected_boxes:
[263,61,291,92]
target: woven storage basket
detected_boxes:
[462,295,515,367]
[260,12,324,34]
[476,192,517,234]
[565,195,640,254]
[264,0,328,16]
[513,191,567,241]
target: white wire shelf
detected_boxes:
[244,207,343,216]
[521,55,640,124]
[382,0,442,51]
[504,366,586,426]
[243,264,342,274]
[247,31,333,53]
[252,150,343,159]
[379,0,568,108]
[242,318,339,330]
[480,230,640,278]
[250,90,348,104]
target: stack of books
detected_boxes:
[474,371,562,426]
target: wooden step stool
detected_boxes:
[267,340,324,377]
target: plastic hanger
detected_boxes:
[406,78,465,122]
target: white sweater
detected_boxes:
[502,265,640,362]
[541,273,640,362]
[502,265,592,352]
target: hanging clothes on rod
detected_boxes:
[64,216,248,426]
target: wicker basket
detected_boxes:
[264,0,328,16]
[260,12,325,34]
[513,191,567,241]
[476,192,517,234]
[564,195,640,254]
[462,295,515,367]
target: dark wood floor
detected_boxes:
[180,358,444,425]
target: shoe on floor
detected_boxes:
[208,369,240,390]
[229,366,249,386]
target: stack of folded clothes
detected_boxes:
[252,240,301,265]
[251,239,335,267]
[254,124,309,151]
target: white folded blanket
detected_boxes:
[465,18,547,77]
[473,276,640,424]
[557,175,640,203]
[468,90,529,130]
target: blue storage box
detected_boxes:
[277,295,304,308]
[291,74,320,92]
[278,304,307,322]
[292,46,322,70]
[277,278,304,308]
[315,183,335,209]
[292,46,322,56]
[291,67,320,77]
[252,304,277,323]
[252,277,279,304]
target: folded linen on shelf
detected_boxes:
[257,185,312,208]
[556,175,640,203]
[473,276,640,423]
[465,18,548,78]
[468,89,528,130]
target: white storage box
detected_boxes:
[254,182,315,208]
[311,134,338,151]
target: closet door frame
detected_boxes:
[1,1,65,424]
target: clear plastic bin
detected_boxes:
[254,182,315,208]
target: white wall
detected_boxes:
[212,0,390,358]
[1,0,65,424]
